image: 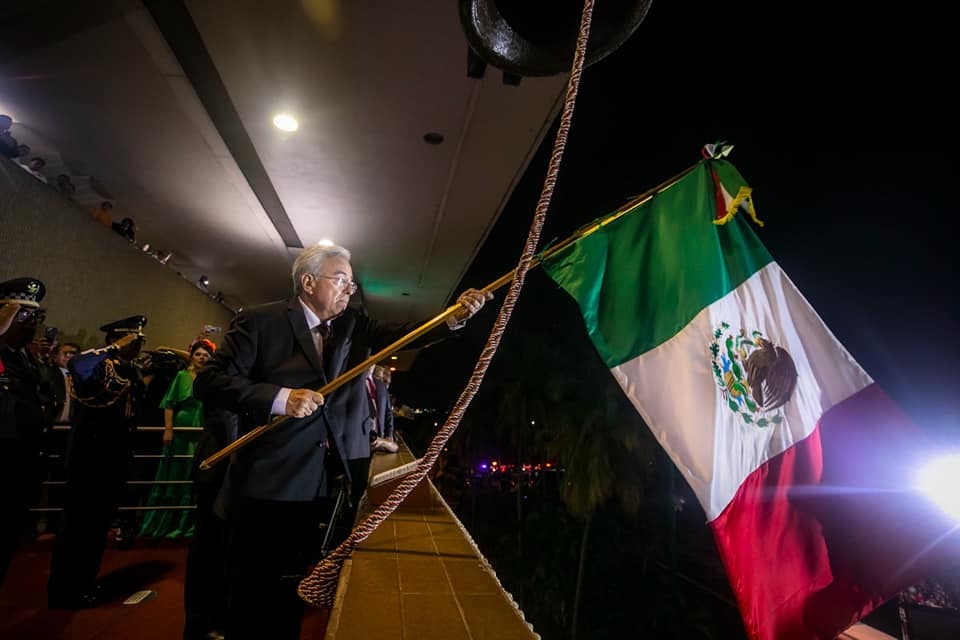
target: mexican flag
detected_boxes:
[541,159,959,639]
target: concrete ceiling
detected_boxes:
[0,0,566,321]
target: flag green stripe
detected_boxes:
[542,161,772,368]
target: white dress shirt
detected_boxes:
[270,298,329,416]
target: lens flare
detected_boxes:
[273,114,299,132]
[918,453,960,522]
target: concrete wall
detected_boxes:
[0,157,234,351]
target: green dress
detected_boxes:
[139,369,203,538]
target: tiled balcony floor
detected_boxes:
[326,446,539,640]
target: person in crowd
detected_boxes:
[371,365,398,453]
[194,243,492,640]
[140,338,215,539]
[0,278,56,584]
[112,216,136,243]
[49,342,79,426]
[89,201,114,228]
[34,341,79,537]
[112,346,180,547]
[24,157,48,183]
[0,115,19,159]
[33,331,56,365]
[183,405,237,640]
[48,315,147,609]
[55,173,76,200]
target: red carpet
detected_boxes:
[0,536,328,639]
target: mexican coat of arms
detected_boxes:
[709,323,798,427]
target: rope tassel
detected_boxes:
[297,0,598,608]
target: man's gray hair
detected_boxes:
[292,244,352,294]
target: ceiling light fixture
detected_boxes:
[273,113,299,132]
[316,239,334,247]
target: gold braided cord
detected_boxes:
[298,0,598,608]
[67,359,131,408]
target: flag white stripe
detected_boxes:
[611,262,873,520]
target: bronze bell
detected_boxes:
[458,0,653,78]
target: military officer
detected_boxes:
[0,277,55,584]
[48,315,148,608]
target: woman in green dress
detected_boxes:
[140,339,215,538]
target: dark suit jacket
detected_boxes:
[192,405,238,487]
[0,346,55,446]
[195,298,429,505]
[336,366,376,462]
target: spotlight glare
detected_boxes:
[918,453,960,522]
[316,238,334,247]
[273,113,299,132]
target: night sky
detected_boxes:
[398,2,959,441]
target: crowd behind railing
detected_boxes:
[17,318,227,544]
[2,113,229,308]
[1,283,403,638]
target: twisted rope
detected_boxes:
[298,0,597,608]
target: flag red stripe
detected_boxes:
[710,167,727,221]
[710,383,960,640]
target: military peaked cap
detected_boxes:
[99,315,148,334]
[0,277,46,308]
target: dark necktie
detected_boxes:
[366,377,378,425]
[312,323,330,358]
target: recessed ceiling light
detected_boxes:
[423,132,444,145]
[273,114,299,132]
[316,238,334,247]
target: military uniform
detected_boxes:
[48,315,147,608]
[0,278,55,584]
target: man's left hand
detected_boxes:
[448,288,494,328]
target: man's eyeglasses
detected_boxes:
[16,308,46,323]
[316,274,358,295]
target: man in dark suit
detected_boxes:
[194,243,491,640]
[48,342,79,426]
[371,365,399,453]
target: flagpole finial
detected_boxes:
[702,141,734,159]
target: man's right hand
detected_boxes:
[112,333,141,350]
[285,389,325,418]
[0,303,21,336]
